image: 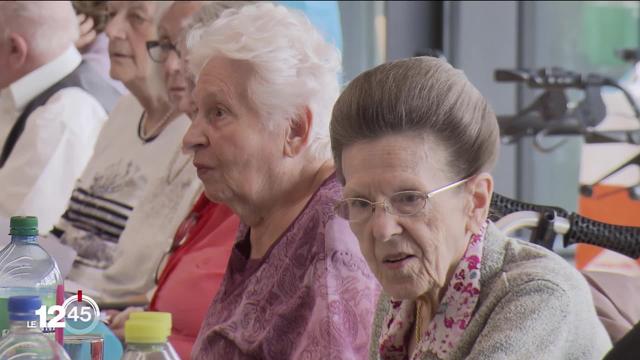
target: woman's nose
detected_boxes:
[105,11,126,41]
[164,51,181,75]
[182,116,208,153]
[370,204,402,243]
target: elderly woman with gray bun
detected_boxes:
[330,57,611,360]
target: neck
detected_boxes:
[248,158,334,259]
[410,232,473,353]
[128,80,171,119]
[128,82,174,133]
[9,56,54,88]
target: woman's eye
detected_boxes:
[128,12,147,24]
[206,107,228,122]
[348,199,370,209]
[395,193,421,204]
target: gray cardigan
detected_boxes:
[369,222,612,360]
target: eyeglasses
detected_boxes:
[154,211,199,284]
[334,177,470,223]
[146,40,180,63]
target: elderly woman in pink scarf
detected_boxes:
[330,57,611,360]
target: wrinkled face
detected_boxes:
[341,134,471,300]
[183,56,282,213]
[105,1,157,83]
[158,2,201,106]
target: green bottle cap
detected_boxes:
[10,216,38,236]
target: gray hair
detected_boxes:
[330,57,500,183]
[185,1,257,32]
[187,2,341,161]
[0,1,79,57]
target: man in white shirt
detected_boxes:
[0,1,120,237]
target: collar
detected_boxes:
[6,46,82,111]
[378,221,488,360]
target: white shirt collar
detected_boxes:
[7,46,82,111]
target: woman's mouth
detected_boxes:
[193,162,213,177]
[382,253,416,269]
[110,52,132,59]
[169,86,186,93]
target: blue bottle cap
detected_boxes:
[8,296,41,321]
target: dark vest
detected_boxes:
[0,61,120,168]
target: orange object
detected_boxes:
[577,184,640,269]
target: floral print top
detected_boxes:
[378,222,488,360]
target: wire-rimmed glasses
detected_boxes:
[334,177,470,223]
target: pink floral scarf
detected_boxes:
[378,222,487,360]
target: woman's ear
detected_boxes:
[283,106,312,157]
[8,33,28,70]
[465,172,494,234]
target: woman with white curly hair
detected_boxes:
[183,3,380,359]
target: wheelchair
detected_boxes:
[490,193,640,359]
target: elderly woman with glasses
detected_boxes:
[105,3,246,359]
[182,3,379,359]
[42,0,197,294]
[89,2,207,306]
[330,57,611,360]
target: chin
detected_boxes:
[203,188,222,203]
[169,94,184,107]
[379,275,434,300]
[109,67,134,83]
[383,284,424,300]
[203,186,232,205]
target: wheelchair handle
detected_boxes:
[490,193,640,259]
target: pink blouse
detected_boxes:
[192,174,381,359]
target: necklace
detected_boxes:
[165,147,192,185]
[415,300,424,345]
[138,109,174,144]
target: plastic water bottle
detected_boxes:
[122,312,180,359]
[0,296,70,359]
[0,217,64,342]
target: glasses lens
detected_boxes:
[389,192,426,215]
[147,45,164,63]
[336,198,372,222]
[334,201,350,220]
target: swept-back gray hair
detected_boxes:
[331,57,500,183]
[187,2,341,161]
[0,1,79,57]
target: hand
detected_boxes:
[75,13,97,52]
[106,306,144,340]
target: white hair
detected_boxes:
[184,1,256,32]
[0,1,79,57]
[187,2,341,160]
